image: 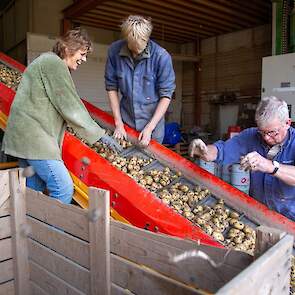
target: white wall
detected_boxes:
[27,32,110,111]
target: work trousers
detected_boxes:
[19,159,73,204]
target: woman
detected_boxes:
[2,28,121,204]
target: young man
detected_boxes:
[105,15,176,146]
[189,96,295,221]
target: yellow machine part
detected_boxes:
[71,173,130,224]
[0,111,7,130]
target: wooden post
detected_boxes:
[88,187,111,295]
[9,169,30,295]
[61,18,73,35]
[254,225,286,259]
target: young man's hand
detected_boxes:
[113,123,127,140]
[138,125,153,146]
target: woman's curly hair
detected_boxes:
[53,28,92,59]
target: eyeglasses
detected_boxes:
[258,127,281,138]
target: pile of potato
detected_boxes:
[194,202,256,254]
[158,182,209,218]
[0,63,22,90]
[137,167,181,192]
[158,182,256,254]
[291,257,295,295]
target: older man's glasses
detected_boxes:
[258,127,281,138]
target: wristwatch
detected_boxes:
[271,160,280,175]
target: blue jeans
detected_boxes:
[19,159,73,204]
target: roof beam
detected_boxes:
[76,15,206,40]
[74,18,194,43]
[188,0,263,24]
[85,10,214,37]
[213,0,271,23]
[142,0,257,28]
[61,0,272,44]
[111,0,242,31]
[93,3,226,35]
[63,0,103,18]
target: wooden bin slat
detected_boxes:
[111,254,201,295]
[27,216,89,268]
[0,260,13,284]
[0,238,12,261]
[26,188,89,241]
[0,199,10,218]
[88,188,111,295]
[29,260,86,295]
[0,280,14,295]
[0,171,9,209]
[0,216,11,239]
[111,220,251,269]
[111,283,136,295]
[216,234,293,295]
[10,169,30,295]
[30,281,49,295]
[111,220,251,292]
[28,239,90,294]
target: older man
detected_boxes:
[105,15,176,146]
[189,96,295,221]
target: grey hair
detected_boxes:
[255,96,289,127]
[121,15,153,42]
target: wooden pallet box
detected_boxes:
[0,169,293,295]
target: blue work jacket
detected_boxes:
[214,127,295,221]
[105,40,175,143]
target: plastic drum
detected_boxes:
[221,164,232,183]
[215,163,222,178]
[231,164,250,194]
[199,159,216,175]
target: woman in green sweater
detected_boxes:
[2,28,121,204]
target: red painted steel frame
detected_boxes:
[0,51,294,247]
[0,52,26,72]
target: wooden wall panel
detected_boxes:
[15,0,28,43]
[0,280,14,295]
[199,24,271,130]
[2,6,15,52]
[0,260,13,284]
[181,62,197,130]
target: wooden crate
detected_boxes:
[0,171,13,295]
[0,169,293,295]
[164,142,190,158]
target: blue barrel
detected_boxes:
[221,164,232,183]
[231,164,250,194]
[163,122,181,145]
[198,159,216,175]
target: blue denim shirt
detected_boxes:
[214,127,295,221]
[105,40,176,143]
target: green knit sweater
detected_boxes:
[3,52,105,160]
